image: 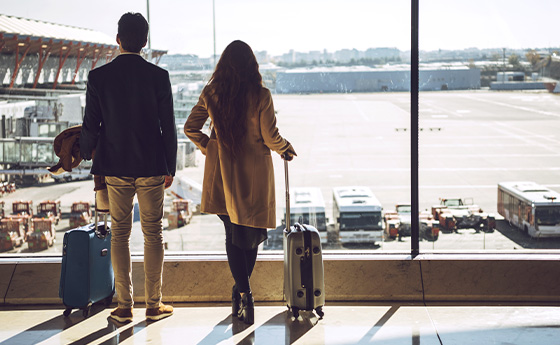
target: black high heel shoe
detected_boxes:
[232,285,241,316]
[238,291,254,325]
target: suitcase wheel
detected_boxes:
[63,307,72,317]
[82,306,91,318]
[291,307,300,319]
[316,307,324,319]
[103,291,114,306]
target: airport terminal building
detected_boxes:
[276,66,481,93]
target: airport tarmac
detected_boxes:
[1,90,560,254]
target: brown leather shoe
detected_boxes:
[146,304,173,321]
[109,307,133,323]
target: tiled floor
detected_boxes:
[0,303,559,344]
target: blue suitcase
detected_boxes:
[59,213,114,317]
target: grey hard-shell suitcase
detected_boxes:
[59,212,114,317]
[283,161,325,319]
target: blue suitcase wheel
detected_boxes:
[103,296,112,306]
[63,307,72,317]
[103,291,115,306]
[82,307,90,318]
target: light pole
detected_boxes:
[502,47,506,83]
[213,0,216,68]
[147,0,152,62]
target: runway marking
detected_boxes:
[352,100,370,122]
[491,121,560,146]
[322,167,560,172]
[316,153,560,158]
[350,100,410,123]
[421,101,463,117]
[421,143,559,148]
[365,184,560,190]
[480,122,560,155]
[418,134,555,140]
[460,94,560,118]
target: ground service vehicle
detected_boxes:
[36,200,61,225]
[168,199,191,229]
[498,181,560,238]
[0,218,26,251]
[384,205,440,241]
[419,210,440,241]
[432,198,495,233]
[70,202,92,228]
[28,218,55,250]
[333,186,383,245]
[284,187,328,244]
[0,182,15,196]
[9,201,33,234]
[384,204,412,239]
[29,201,59,251]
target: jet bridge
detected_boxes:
[0,136,91,184]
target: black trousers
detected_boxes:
[219,215,260,292]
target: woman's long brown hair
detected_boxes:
[207,40,263,157]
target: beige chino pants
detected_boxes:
[106,176,165,309]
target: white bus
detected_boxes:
[498,181,560,238]
[332,186,384,244]
[285,187,327,243]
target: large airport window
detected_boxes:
[417,1,560,251]
[1,1,559,257]
[159,1,412,254]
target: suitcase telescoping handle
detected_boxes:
[284,160,290,233]
[94,195,110,239]
[95,210,109,239]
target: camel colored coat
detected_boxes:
[184,86,293,229]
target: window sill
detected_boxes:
[2,252,559,305]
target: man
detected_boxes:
[80,12,177,323]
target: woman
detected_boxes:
[184,40,296,325]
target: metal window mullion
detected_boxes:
[411,0,420,257]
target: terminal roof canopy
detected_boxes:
[0,13,166,60]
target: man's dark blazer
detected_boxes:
[80,53,177,177]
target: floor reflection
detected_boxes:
[196,315,234,345]
[2,305,559,345]
[196,310,319,345]
[0,304,107,345]
[250,310,318,345]
[356,306,400,344]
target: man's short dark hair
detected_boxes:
[118,12,149,53]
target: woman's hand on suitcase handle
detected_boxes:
[282,147,297,161]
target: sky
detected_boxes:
[1,0,559,57]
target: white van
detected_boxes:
[333,186,383,244]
